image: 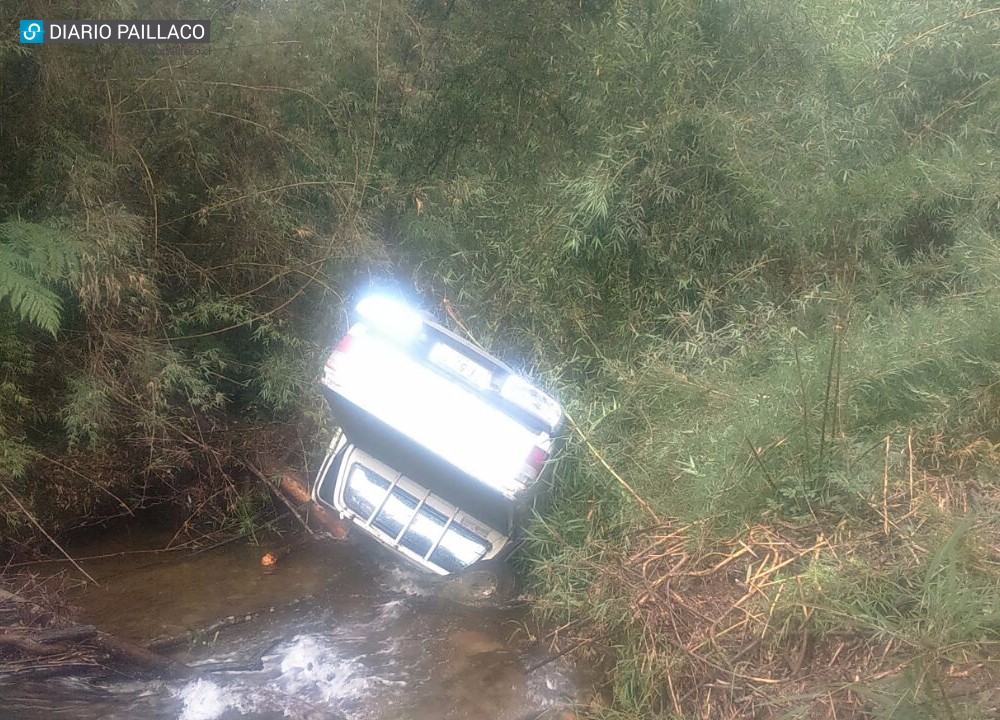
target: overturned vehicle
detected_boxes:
[312,294,564,576]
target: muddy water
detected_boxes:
[3,529,586,720]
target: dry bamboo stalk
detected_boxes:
[760,583,786,640]
[641,552,688,582]
[630,533,690,565]
[671,545,753,579]
[637,523,693,548]
[0,480,99,586]
[690,616,752,653]
[883,435,891,536]
[566,409,662,524]
[747,538,826,585]
[667,669,682,717]
[908,428,915,510]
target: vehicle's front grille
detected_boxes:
[399,504,448,557]
[428,525,490,573]
[343,466,390,519]
[343,463,490,571]
[371,486,418,538]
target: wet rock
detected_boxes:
[448,628,504,656]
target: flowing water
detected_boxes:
[2,526,587,720]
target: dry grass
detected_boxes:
[535,437,1000,719]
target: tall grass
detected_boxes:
[520,250,1000,716]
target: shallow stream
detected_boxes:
[2,526,585,719]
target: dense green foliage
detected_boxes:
[3,0,1000,716]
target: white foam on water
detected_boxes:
[525,662,577,707]
[351,596,410,633]
[278,634,374,704]
[175,678,235,720]
[381,564,434,597]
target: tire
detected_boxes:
[440,558,517,606]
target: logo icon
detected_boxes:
[20,20,44,44]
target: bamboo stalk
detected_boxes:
[792,340,813,481]
[746,439,780,494]
[0,479,99,586]
[818,324,841,467]
[566,408,662,524]
[883,435,891,536]
[908,429,915,510]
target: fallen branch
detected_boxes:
[275,472,349,539]
[0,622,194,679]
[241,462,315,536]
[38,625,98,644]
[0,633,63,656]
[146,596,310,652]
[94,631,195,677]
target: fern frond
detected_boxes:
[0,220,82,281]
[0,220,82,336]
[0,245,64,335]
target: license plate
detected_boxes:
[428,342,492,389]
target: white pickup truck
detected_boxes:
[312,294,563,576]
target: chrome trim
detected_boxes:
[365,465,403,526]
[424,506,461,562]
[311,429,347,506]
[394,486,433,543]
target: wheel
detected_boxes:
[439,559,517,606]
